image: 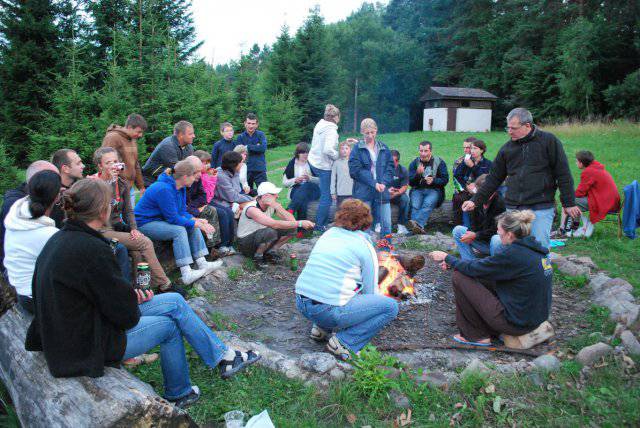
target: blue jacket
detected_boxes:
[408,156,449,207]
[210,138,237,168]
[623,180,640,239]
[236,130,267,172]
[348,140,395,203]
[134,173,195,229]
[453,157,492,188]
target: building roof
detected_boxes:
[420,86,498,102]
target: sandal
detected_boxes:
[452,334,491,347]
[219,350,261,379]
[310,324,329,342]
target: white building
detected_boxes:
[421,87,497,132]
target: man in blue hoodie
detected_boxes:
[236,113,267,192]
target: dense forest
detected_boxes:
[0,0,638,176]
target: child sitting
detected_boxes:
[330,141,354,207]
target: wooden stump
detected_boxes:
[0,280,195,427]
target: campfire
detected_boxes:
[376,238,425,299]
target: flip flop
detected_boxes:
[452,335,491,347]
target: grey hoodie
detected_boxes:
[308,119,340,171]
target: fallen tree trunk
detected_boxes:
[306,200,453,224]
[0,281,195,427]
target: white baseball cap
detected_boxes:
[257,181,282,196]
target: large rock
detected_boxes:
[461,358,491,377]
[620,330,640,356]
[532,354,561,372]
[416,232,456,252]
[576,342,613,366]
[415,371,451,388]
[299,352,337,374]
[556,260,590,277]
[589,273,613,293]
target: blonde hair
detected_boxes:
[233,144,247,154]
[165,159,196,179]
[324,104,340,122]
[360,118,377,132]
[496,210,536,239]
[63,179,112,224]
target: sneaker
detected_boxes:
[396,224,410,235]
[181,268,207,285]
[198,259,223,275]
[310,324,329,341]
[406,220,425,235]
[374,223,381,233]
[169,386,201,409]
[583,219,594,238]
[326,335,352,361]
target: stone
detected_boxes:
[381,366,402,380]
[605,300,640,327]
[620,330,640,356]
[532,355,561,372]
[574,256,596,268]
[222,254,246,269]
[556,260,590,277]
[328,368,345,380]
[548,252,563,263]
[416,371,449,388]
[601,278,634,294]
[576,342,613,366]
[589,273,612,293]
[187,296,216,324]
[299,352,337,374]
[461,358,490,378]
[614,323,626,337]
[389,389,411,409]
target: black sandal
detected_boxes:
[219,350,261,379]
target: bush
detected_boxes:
[0,141,20,201]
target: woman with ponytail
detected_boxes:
[26,178,260,408]
[4,170,61,313]
[430,210,553,346]
[134,159,222,285]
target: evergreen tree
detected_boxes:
[0,140,20,200]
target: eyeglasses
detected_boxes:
[505,123,529,132]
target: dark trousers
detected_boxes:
[18,295,34,314]
[452,191,472,226]
[247,170,267,190]
[451,271,531,340]
[336,195,351,207]
[209,201,235,247]
[288,182,320,219]
[115,243,131,282]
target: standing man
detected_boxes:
[142,120,195,186]
[406,141,449,235]
[389,150,410,235]
[236,113,267,192]
[101,113,148,203]
[462,107,580,249]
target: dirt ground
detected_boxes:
[200,248,590,367]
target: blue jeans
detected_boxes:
[288,182,320,220]
[310,165,332,230]
[123,293,229,400]
[410,188,440,227]
[507,207,555,249]
[138,221,208,267]
[209,202,234,247]
[391,193,410,225]
[130,187,137,210]
[364,199,392,237]
[296,293,398,352]
[115,243,131,281]
[452,225,503,260]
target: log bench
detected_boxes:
[305,200,454,225]
[0,280,195,427]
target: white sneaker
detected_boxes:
[374,223,381,233]
[197,259,223,274]
[582,216,594,238]
[181,268,207,285]
[397,224,409,235]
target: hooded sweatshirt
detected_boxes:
[3,196,58,297]
[134,173,195,228]
[575,160,620,224]
[308,119,340,171]
[101,124,145,190]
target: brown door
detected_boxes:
[447,108,457,131]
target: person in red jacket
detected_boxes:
[559,151,620,238]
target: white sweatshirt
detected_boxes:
[308,119,340,171]
[3,197,58,297]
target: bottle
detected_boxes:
[290,253,299,272]
[453,178,465,193]
[109,238,119,255]
[136,263,151,290]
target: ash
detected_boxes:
[401,281,437,306]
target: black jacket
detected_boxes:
[446,236,552,329]
[470,194,506,242]
[472,126,575,208]
[408,156,449,207]
[1,183,27,272]
[25,220,140,378]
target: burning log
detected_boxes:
[377,252,417,299]
[397,254,425,277]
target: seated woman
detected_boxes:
[295,199,399,360]
[4,170,61,313]
[91,147,181,294]
[25,179,260,408]
[135,160,222,285]
[452,139,492,227]
[430,210,552,346]
[212,150,253,218]
[282,142,320,222]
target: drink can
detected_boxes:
[110,238,119,255]
[136,263,151,290]
[290,253,299,271]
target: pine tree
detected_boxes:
[0,140,20,200]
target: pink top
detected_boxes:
[201,173,218,203]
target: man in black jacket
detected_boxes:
[142,120,195,186]
[462,108,581,248]
[452,174,505,260]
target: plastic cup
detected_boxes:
[224,410,245,428]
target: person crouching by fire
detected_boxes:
[429,210,552,347]
[295,199,399,360]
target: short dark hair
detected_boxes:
[463,136,478,143]
[28,170,61,219]
[419,141,432,150]
[245,113,258,122]
[51,149,76,170]
[575,150,595,167]
[221,151,243,173]
[391,150,400,160]
[125,113,147,130]
[294,142,310,159]
[472,139,486,154]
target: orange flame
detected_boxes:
[378,252,415,298]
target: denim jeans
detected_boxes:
[364,199,392,237]
[452,225,503,260]
[410,188,440,227]
[209,202,234,247]
[115,243,131,281]
[130,187,137,210]
[390,193,410,225]
[310,165,332,230]
[507,207,555,249]
[288,181,320,219]
[296,293,398,352]
[123,293,229,400]
[138,221,208,267]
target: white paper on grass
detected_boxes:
[245,410,275,428]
